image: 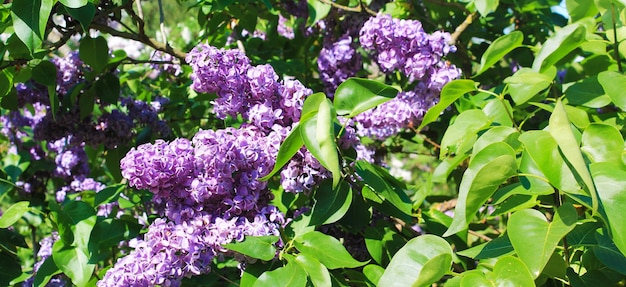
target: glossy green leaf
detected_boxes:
[79,36,109,73]
[0,201,30,228]
[549,100,597,211]
[301,92,326,121]
[486,256,535,287]
[363,264,385,286]
[79,87,95,120]
[59,0,88,8]
[566,0,599,22]
[504,68,553,105]
[317,98,340,186]
[89,218,142,250]
[52,240,96,287]
[444,142,517,237]
[33,256,61,287]
[532,23,586,72]
[591,162,626,256]
[0,70,11,98]
[518,131,580,193]
[378,235,453,287]
[259,124,303,181]
[593,229,626,274]
[301,116,341,188]
[475,0,499,17]
[11,0,53,54]
[581,124,624,164]
[564,76,611,108]
[597,71,626,111]
[476,31,523,75]
[460,271,491,287]
[66,3,96,32]
[457,233,514,259]
[293,253,331,287]
[333,78,398,118]
[355,161,413,220]
[223,236,279,261]
[440,109,490,158]
[294,231,367,269]
[307,0,331,26]
[310,180,352,225]
[473,126,519,155]
[63,201,97,249]
[508,203,578,277]
[418,79,477,130]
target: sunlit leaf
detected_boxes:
[476,31,523,76]
[333,78,398,118]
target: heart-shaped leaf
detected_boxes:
[378,234,453,287]
[253,260,307,287]
[293,253,331,287]
[508,203,578,277]
[294,231,367,269]
[333,78,398,118]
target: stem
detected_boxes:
[449,13,478,45]
[468,230,493,242]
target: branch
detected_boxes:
[89,22,187,62]
[449,12,478,45]
[316,0,377,16]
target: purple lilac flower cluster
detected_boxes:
[186,45,311,131]
[101,125,285,286]
[318,35,362,95]
[354,14,462,139]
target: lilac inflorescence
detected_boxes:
[186,45,312,131]
[355,14,462,139]
[317,35,362,95]
[104,125,286,286]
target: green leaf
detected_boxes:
[52,240,96,287]
[11,0,53,54]
[444,142,517,236]
[223,236,279,261]
[0,201,30,228]
[0,70,11,98]
[94,184,125,206]
[364,221,407,266]
[33,256,61,287]
[363,264,385,286]
[293,253,332,287]
[581,124,624,164]
[549,100,597,211]
[79,36,109,73]
[597,71,626,111]
[95,73,120,104]
[310,180,352,225]
[418,79,477,130]
[63,201,97,250]
[508,203,578,277]
[66,3,96,32]
[355,161,413,221]
[460,271,491,287]
[300,116,341,188]
[593,229,626,274]
[473,126,519,154]
[474,0,500,17]
[532,23,586,72]
[32,60,57,87]
[440,109,489,158]
[301,92,326,121]
[317,98,341,187]
[294,231,367,269]
[566,0,599,22]
[79,86,95,120]
[253,261,307,287]
[457,233,514,259]
[565,76,611,108]
[333,78,398,118]
[504,68,553,105]
[259,124,303,181]
[59,0,88,8]
[89,218,141,250]
[0,252,21,287]
[476,31,523,76]
[378,234,453,287]
[591,162,626,256]
[518,131,580,193]
[307,0,331,25]
[486,256,535,287]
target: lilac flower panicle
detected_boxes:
[317,35,362,94]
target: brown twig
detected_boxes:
[449,12,478,45]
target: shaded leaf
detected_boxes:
[310,180,352,225]
[10,0,53,54]
[79,36,109,73]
